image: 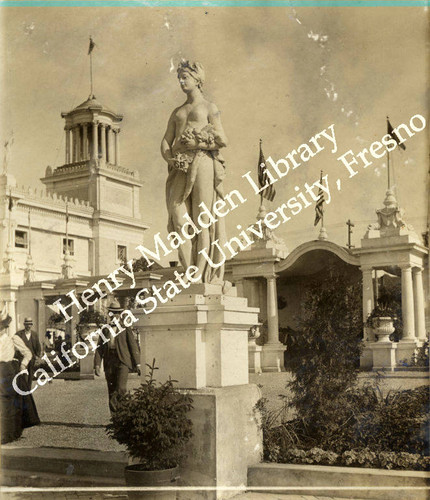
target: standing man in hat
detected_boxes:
[94,299,141,413]
[15,317,42,391]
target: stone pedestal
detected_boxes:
[134,283,262,499]
[78,349,95,379]
[370,341,397,372]
[396,339,419,367]
[261,343,285,372]
[135,284,259,389]
[178,384,262,500]
[360,342,373,370]
[248,343,262,374]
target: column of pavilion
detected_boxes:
[361,264,426,342]
[64,122,120,165]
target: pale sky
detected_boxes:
[2,6,429,259]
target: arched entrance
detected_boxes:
[275,240,361,338]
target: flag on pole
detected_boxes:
[88,37,96,55]
[258,139,276,202]
[387,118,406,151]
[314,171,325,226]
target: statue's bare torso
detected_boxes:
[160,64,228,283]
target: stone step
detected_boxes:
[1,468,125,487]
[1,447,127,486]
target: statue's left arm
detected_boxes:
[208,103,228,148]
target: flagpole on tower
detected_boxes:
[259,139,264,209]
[386,116,391,191]
[88,36,96,97]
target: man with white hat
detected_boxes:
[94,298,141,413]
[15,317,41,391]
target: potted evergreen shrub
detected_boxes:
[106,359,193,499]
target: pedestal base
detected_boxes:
[76,347,95,379]
[134,283,260,389]
[134,284,262,498]
[396,339,419,367]
[178,384,262,500]
[360,343,373,370]
[370,341,397,372]
[248,343,262,374]
[261,343,285,372]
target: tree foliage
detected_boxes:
[106,360,193,470]
[287,267,363,442]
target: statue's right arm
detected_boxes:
[161,110,176,165]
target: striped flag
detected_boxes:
[258,139,276,202]
[314,171,325,226]
[88,37,96,55]
[387,118,406,151]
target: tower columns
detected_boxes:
[107,127,113,163]
[92,121,98,160]
[72,127,77,162]
[100,123,106,162]
[83,123,89,160]
[77,125,82,161]
[115,128,120,165]
[65,127,71,164]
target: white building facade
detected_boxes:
[0,95,148,334]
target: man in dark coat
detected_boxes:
[94,299,141,413]
[15,317,42,390]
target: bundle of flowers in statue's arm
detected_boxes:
[178,125,223,203]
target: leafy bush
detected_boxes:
[287,268,363,443]
[349,384,429,455]
[106,360,193,470]
[256,267,428,471]
[255,396,298,462]
[414,341,429,367]
[276,447,429,471]
[256,384,429,470]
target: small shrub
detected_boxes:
[106,360,193,470]
[268,445,429,471]
[350,384,429,454]
[254,396,299,462]
[258,384,430,470]
[280,447,339,466]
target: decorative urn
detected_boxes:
[371,316,395,343]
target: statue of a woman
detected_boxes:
[161,60,228,284]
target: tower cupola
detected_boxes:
[61,95,123,165]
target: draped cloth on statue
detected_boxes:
[166,148,226,284]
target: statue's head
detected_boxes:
[177,60,205,92]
